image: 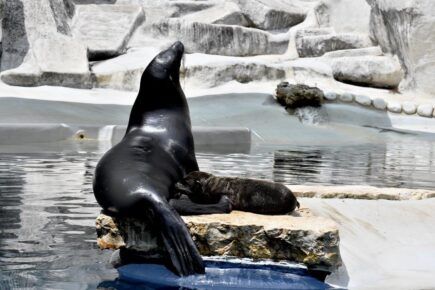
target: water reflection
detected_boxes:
[270,139,435,188]
[0,153,116,289]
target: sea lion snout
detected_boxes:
[170,41,184,55]
[146,41,184,81]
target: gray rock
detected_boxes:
[417,104,433,118]
[0,0,91,88]
[72,4,145,60]
[149,19,288,56]
[355,95,372,106]
[96,210,341,272]
[275,82,324,109]
[331,56,404,89]
[372,98,387,110]
[236,0,307,30]
[367,0,435,94]
[387,101,402,113]
[296,31,373,57]
[339,93,354,102]
[402,102,417,115]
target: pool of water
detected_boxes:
[1,135,435,289]
[2,92,435,289]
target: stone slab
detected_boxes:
[331,56,404,89]
[96,210,341,272]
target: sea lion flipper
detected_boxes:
[169,195,232,215]
[160,208,205,276]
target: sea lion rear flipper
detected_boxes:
[159,208,205,276]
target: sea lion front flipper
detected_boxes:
[169,195,232,215]
[158,207,205,276]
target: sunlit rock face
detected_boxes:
[96,210,341,273]
[367,0,435,95]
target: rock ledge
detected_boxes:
[96,210,341,273]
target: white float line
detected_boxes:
[323,92,435,118]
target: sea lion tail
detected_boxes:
[296,200,300,209]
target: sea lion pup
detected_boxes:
[174,171,300,215]
[93,42,204,276]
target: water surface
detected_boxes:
[1,132,435,289]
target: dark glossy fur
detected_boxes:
[174,171,300,215]
[93,42,204,276]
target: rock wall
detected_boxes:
[1,0,434,100]
[366,0,435,95]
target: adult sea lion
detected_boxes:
[93,42,204,276]
[174,171,300,215]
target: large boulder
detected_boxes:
[331,55,404,89]
[275,82,324,109]
[367,0,435,95]
[0,0,92,88]
[71,4,145,60]
[96,210,341,273]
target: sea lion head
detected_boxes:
[174,171,222,204]
[137,41,186,108]
[144,41,184,82]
